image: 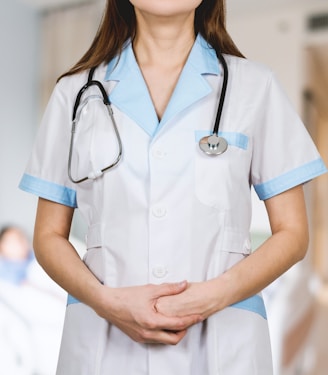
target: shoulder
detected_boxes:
[223,55,280,105]
[55,63,108,99]
[55,70,87,97]
[225,55,274,88]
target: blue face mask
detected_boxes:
[0,251,34,285]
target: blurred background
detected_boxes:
[0,0,327,374]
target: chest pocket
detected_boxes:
[194,130,250,209]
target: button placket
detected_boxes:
[152,265,168,279]
[152,148,167,159]
[149,140,171,283]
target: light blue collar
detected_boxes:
[104,35,220,137]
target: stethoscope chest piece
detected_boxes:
[199,134,228,156]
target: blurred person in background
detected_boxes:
[0,226,34,285]
[0,226,66,375]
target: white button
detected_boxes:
[152,149,167,159]
[152,206,167,218]
[152,266,168,278]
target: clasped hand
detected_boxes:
[95,280,216,345]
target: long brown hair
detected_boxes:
[59,0,243,80]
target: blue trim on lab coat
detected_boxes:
[254,158,327,200]
[19,174,77,208]
[67,293,267,320]
[231,295,267,320]
[105,35,220,137]
[194,131,249,150]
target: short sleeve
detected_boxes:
[251,72,327,200]
[19,79,77,208]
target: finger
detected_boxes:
[154,281,188,298]
[155,313,202,332]
[144,328,188,345]
[158,329,187,345]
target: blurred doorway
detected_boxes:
[304,42,328,282]
[303,41,328,375]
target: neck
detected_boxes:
[133,10,196,67]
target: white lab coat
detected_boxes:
[20,36,326,374]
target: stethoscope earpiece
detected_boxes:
[199,134,228,155]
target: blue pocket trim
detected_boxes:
[230,295,267,320]
[194,131,249,150]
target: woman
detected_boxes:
[19,0,327,374]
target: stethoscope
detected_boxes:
[68,51,229,184]
[199,52,229,156]
[68,68,123,183]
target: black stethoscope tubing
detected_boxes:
[71,68,110,121]
[198,51,229,155]
[213,51,229,136]
[68,51,229,183]
[68,67,122,183]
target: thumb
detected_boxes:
[156,281,188,298]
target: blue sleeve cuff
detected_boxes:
[19,174,77,208]
[254,158,327,200]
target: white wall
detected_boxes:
[0,0,40,235]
